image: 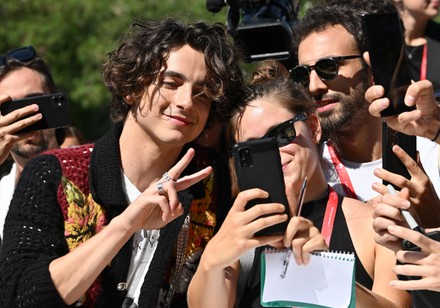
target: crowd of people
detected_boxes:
[0,0,439,307]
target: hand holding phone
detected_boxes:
[0,93,70,133]
[382,122,417,189]
[232,138,290,236]
[362,12,415,117]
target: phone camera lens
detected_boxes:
[238,148,252,167]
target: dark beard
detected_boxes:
[319,83,370,143]
[11,134,51,160]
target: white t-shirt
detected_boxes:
[0,163,17,239]
[122,172,160,307]
[322,137,440,201]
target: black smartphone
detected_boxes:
[362,12,415,117]
[382,122,417,189]
[231,138,290,236]
[402,230,440,251]
[0,93,70,133]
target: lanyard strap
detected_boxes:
[420,43,428,81]
[321,187,339,246]
[327,142,357,199]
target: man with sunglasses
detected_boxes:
[0,46,60,243]
[291,1,440,224]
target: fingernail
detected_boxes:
[390,280,397,287]
[400,200,411,209]
[388,225,397,232]
[405,95,415,106]
[373,168,381,176]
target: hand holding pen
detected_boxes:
[281,177,307,278]
[372,185,424,252]
[386,185,425,235]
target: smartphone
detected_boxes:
[0,93,70,133]
[362,12,415,117]
[231,138,290,236]
[382,122,417,189]
[402,230,440,251]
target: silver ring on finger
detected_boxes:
[162,171,176,182]
[157,181,166,195]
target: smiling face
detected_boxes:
[297,25,371,135]
[236,97,324,197]
[125,45,212,148]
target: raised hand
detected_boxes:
[0,94,42,164]
[201,188,287,270]
[371,144,440,227]
[122,148,213,231]
[388,225,440,292]
[365,80,440,142]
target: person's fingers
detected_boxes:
[365,84,387,117]
[389,225,440,253]
[246,207,288,235]
[173,166,212,192]
[404,79,435,108]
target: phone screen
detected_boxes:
[362,13,415,117]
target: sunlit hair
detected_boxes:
[103,18,244,125]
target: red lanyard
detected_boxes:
[322,187,339,246]
[420,43,428,81]
[327,143,357,199]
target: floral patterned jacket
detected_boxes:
[0,123,231,308]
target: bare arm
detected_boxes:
[188,189,287,308]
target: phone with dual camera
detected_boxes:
[232,138,290,236]
[0,93,70,134]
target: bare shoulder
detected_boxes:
[341,197,374,222]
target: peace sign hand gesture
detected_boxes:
[122,148,212,231]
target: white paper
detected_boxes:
[262,250,355,307]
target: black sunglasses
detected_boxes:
[290,55,362,87]
[262,113,309,147]
[0,46,37,66]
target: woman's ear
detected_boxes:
[307,112,322,144]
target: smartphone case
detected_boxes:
[362,12,415,117]
[232,138,290,236]
[382,122,417,189]
[0,93,70,134]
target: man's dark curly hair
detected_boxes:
[103,18,244,126]
[292,0,398,65]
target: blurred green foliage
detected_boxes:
[0,0,317,141]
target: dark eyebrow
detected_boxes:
[162,70,206,87]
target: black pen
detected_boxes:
[386,185,425,234]
[280,177,308,279]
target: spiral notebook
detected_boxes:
[261,248,356,308]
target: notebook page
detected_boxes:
[261,249,355,307]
